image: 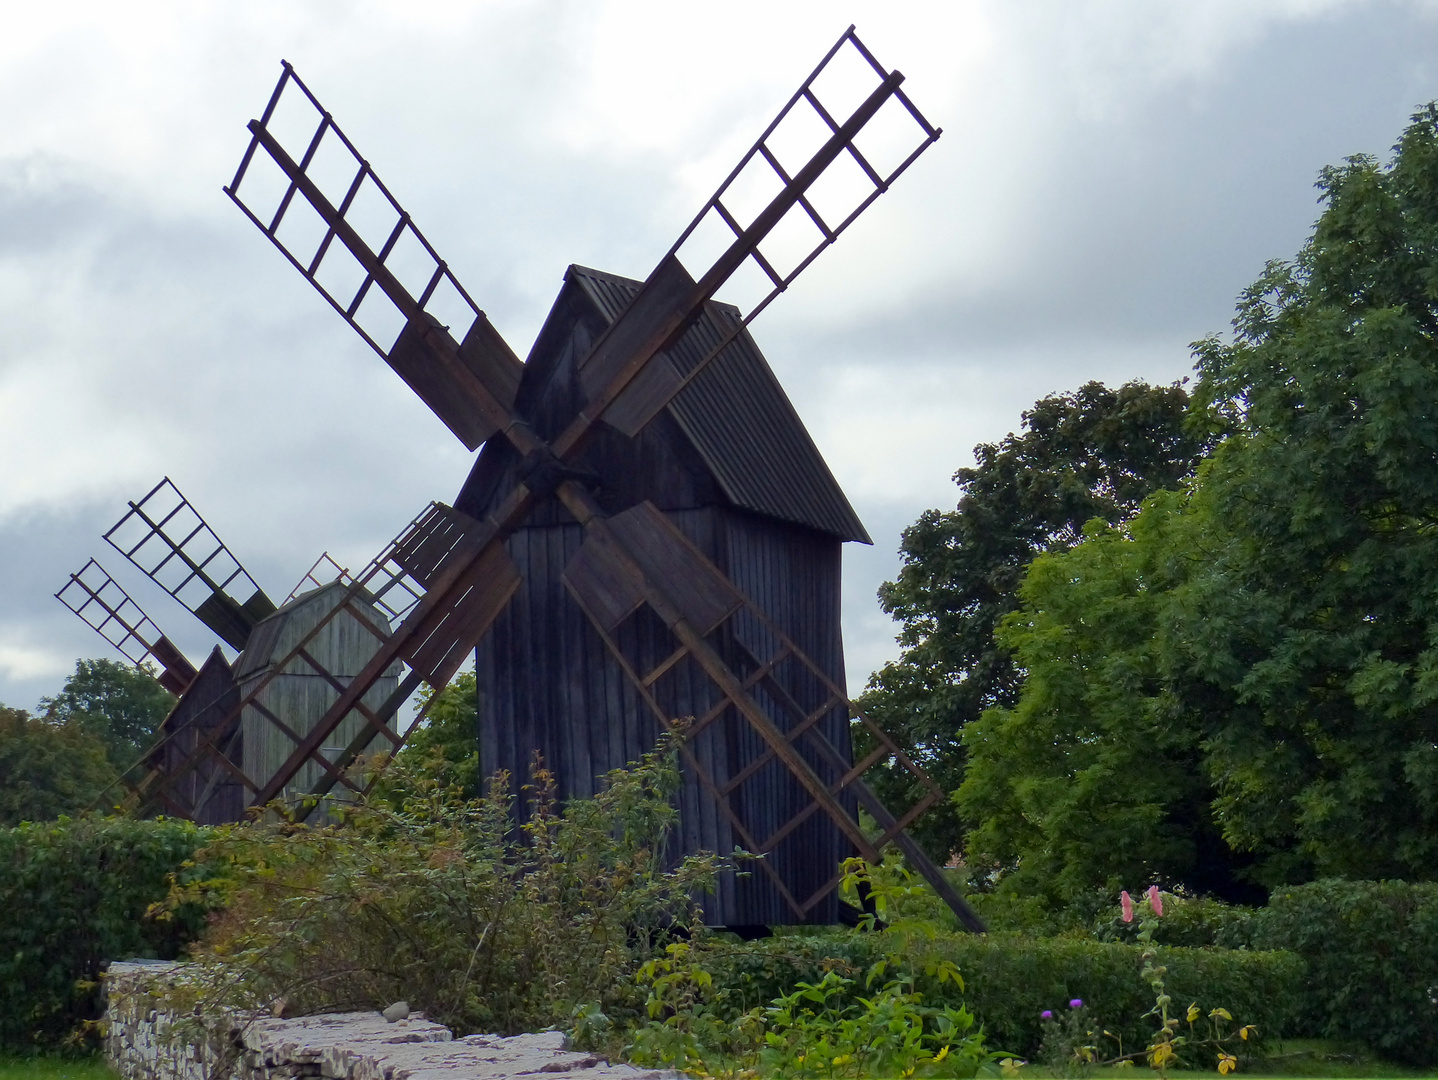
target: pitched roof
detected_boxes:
[565,265,870,544]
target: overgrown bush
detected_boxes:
[1247,879,1438,1066]
[0,815,213,1052]
[168,736,720,1036]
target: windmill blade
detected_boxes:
[581,25,941,438]
[226,62,522,451]
[561,500,985,930]
[240,501,519,811]
[55,558,198,694]
[285,551,353,603]
[104,478,276,651]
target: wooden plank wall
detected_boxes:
[236,584,400,817]
[475,504,853,926]
[153,647,244,825]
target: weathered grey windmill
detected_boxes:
[121,27,980,930]
[57,479,417,823]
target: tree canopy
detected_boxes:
[0,706,117,826]
[954,103,1438,900]
[859,380,1207,857]
[38,658,174,772]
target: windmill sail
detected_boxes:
[55,558,198,694]
[224,63,522,451]
[104,478,276,651]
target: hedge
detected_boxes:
[1248,879,1438,1066]
[696,929,1305,1060]
[0,815,214,1051]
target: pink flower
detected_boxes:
[1147,885,1164,917]
[1120,890,1134,923]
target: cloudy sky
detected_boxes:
[2,0,1436,710]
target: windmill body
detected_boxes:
[456,265,869,926]
[146,646,243,825]
[235,582,402,815]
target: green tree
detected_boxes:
[954,489,1256,902]
[377,672,481,801]
[959,103,1438,898]
[0,706,118,825]
[859,381,1207,858]
[1183,104,1438,884]
[38,658,174,772]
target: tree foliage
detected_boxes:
[958,103,1438,898]
[38,658,174,772]
[1182,105,1438,883]
[0,707,117,827]
[860,381,1207,856]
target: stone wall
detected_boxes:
[103,961,675,1080]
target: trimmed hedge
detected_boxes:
[0,815,213,1051]
[1248,879,1438,1066]
[699,930,1304,1059]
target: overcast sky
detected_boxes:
[3,0,1437,710]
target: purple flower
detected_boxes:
[1041,1010,1053,1019]
[1070,999,1083,1009]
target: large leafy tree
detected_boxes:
[960,104,1438,897]
[955,489,1259,902]
[859,381,1207,856]
[38,659,174,772]
[0,706,117,825]
[1184,105,1438,884]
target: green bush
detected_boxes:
[0,815,213,1052]
[686,929,1303,1061]
[1090,890,1259,949]
[168,737,719,1037]
[1248,879,1438,1066]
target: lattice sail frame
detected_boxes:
[202,29,979,928]
[104,478,277,652]
[55,558,198,694]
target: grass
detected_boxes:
[1006,1039,1438,1079]
[0,1058,116,1080]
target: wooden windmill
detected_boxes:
[57,478,421,823]
[114,27,981,930]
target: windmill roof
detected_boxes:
[562,265,870,544]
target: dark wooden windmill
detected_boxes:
[108,27,982,930]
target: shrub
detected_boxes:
[0,815,213,1052]
[168,736,720,1037]
[1248,879,1438,1066]
[682,930,1302,1061]
[1091,890,1259,949]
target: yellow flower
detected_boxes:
[1209,1007,1233,1021]
[934,1046,950,1062]
[1149,1043,1176,1068]
[832,1054,853,1066]
[1218,1051,1238,1074]
[1187,1003,1201,1023]
[1239,1026,1255,1041]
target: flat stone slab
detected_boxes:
[104,962,680,1080]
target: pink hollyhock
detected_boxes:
[1120,890,1134,923]
[1147,885,1163,916]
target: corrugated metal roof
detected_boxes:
[568,265,870,545]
